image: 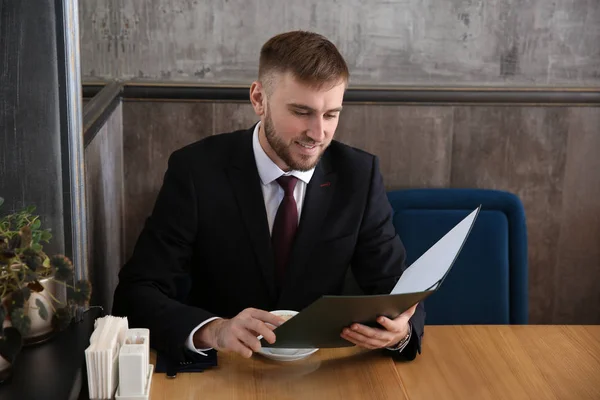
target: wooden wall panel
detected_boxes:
[85,103,124,313]
[122,102,214,257]
[554,108,600,323]
[451,107,569,323]
[336,105,454,189]
[213,103,258,134]
[119,101,600,324]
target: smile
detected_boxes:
[294,141,320,155]
[296,142,316,149]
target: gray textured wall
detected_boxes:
[0,0,65,255]
[79,0,600,86]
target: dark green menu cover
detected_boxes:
[262,206,480,349]
[263,291,433,348]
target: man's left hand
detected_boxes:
[340,304,418,350]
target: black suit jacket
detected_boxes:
[113,126,425,361]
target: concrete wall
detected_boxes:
[1,0,65,255]
[79,0,600,86]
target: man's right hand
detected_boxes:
[193,308,286,358]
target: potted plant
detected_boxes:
[0,197,92,379]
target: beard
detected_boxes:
[263,107,327,172]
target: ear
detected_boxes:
[250,81,266,117]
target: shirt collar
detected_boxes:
[252,121,315,185]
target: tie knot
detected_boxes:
[276,175,298,197]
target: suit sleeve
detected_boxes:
[112,151,215,361]
[350,155,425,360]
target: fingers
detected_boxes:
[350,323,395,342]
[378,314,408,332]
[341,323,396,349]
[240,308,283,344]
[340,309,416,349]
[378,304,418,331]
[245,308,286,327]
[214,323,254,358]
[375,316,396,331]
[341,327,388,349]
[341,331,374,349]
[400,304,418,319]
[219,308,295,358]
[236,327,263,354]
[246,318,277,344]
[230,340,254,358]
[217,308,284,358]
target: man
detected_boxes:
[113,31,425,363]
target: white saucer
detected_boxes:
[256,310,319,362]
[257,347,319,362]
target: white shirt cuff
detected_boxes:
[185,317,222,355]
[386,323,412,352]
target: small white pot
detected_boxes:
[0,319,13,379]
[0,354,10,374]
[24,277,67,344]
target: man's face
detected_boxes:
[258,72,345,171]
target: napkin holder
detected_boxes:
[115,328,154,400]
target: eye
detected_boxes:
[293,110,310,117]
[324,114,338,120]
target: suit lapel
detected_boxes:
[278,154,337,305]
[226,129,277,301]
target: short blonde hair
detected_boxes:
[258,31,349,93]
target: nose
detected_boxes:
[306,116,325,143]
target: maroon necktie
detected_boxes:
[272,175,299,289]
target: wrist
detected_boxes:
[389,323,412,351]
[193,318,224,349]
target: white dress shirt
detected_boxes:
[185,122,315,354]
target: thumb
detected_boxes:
[401,303,418,318]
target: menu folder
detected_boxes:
[262,206,481,348]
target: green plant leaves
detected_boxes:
[51,255,74,282]
[0,201,95,342]
[22,267,38,283]
[0,249,15,263]
[0,197,4,208]
[68,280,92,306]
[40,230,52,243]
[21,247,43,272]
[8,234,21,250]
[21,287,31,301]
[0,327,22,364]
[35,299,48,321]
[10,287,31,310]
[10,309,31,336]
[52,306,72,331]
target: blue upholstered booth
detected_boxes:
[387,189,528,325]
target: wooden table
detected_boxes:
[396,325,600,400]
[150,326,600,399]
